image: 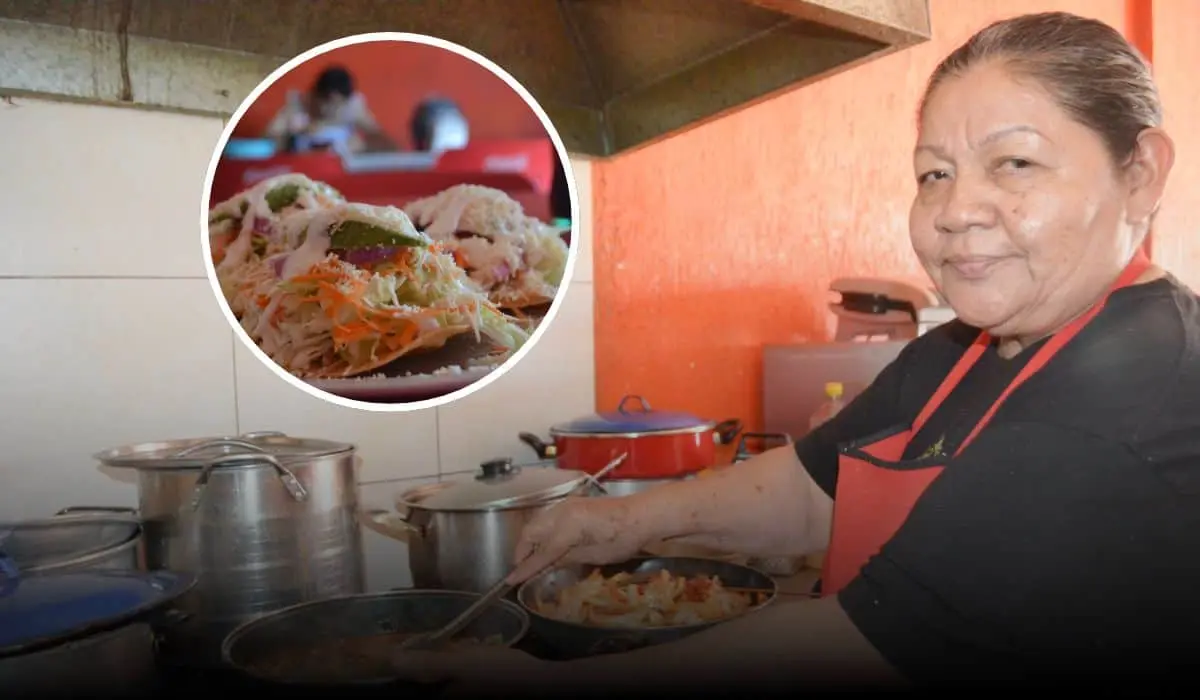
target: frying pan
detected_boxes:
[516,556,776,659]
[221,589,528,689]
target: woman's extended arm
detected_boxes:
[627,445,833,557]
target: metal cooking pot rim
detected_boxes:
[220,588,531,684]
[0,568,196,657]
[0,513,140,573]
[398,465,591,512]
[94,432,354,470]
[549,395,716,436]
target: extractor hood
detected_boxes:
[0,0,931,158]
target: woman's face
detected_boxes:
[909,61,1143,341]
[313,93,348,121]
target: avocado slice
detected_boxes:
[209,199,250,224]
[265,183,300,212]
[330,220,428,250]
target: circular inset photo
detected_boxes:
[201,33,578,411]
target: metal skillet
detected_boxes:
[516,556,778,659]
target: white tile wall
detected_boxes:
[0,98,595,589]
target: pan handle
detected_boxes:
[732,432,794,463]
[713,419,742,445]
[588,633,654,656]
[518,432,556,459]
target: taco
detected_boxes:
[209,174,345,268]
[404,185,569,309]
[210,174,346,317]
[233,202,529,379]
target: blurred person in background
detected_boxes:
[265,65,396,154]
[409,96,470,152]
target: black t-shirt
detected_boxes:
[795,276,1200,687]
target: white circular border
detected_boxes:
[200,32,581,413]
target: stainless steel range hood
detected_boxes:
[0,0,931,158]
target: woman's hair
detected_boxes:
[921,12,1161,165]
[313,66,354,100]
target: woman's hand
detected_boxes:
[391,646,558,698]
[506,496,653,584]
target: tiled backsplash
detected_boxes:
[0,98,595,589]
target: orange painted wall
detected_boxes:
[232,42,546,148]
[1149,0,1200,288]
[590,0,1142,453]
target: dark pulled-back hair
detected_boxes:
[312,66,354,99]
[922,12,1162,165]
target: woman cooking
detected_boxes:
[394,12,1200,693]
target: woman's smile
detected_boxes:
[943,254,1014,281]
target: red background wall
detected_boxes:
[590,0,1199,453]
[232,41,547,148]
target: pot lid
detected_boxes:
[94,431,354,470]
[400,459,591,511]
[0,556,195,656]
[551,395,712,434]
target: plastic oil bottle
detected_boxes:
[805,381,845,570]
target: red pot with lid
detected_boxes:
[519,395,742,480]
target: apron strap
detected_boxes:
[953,251,1153,455]
[911,251,1152,442]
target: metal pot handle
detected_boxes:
[360,508,421,541]
[55,506,139,515]
[616,395,652,414]
[191,453,308,510]
[171,439,269,458]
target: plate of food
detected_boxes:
[207,176,569,403]
[516,557,777,658]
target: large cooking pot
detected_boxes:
[0,553,195,696]
[362,458,609,593]
[516,556,776,659]
[0,510,143,574]
[88,431,366,668]
[221,589,528,688]
[596,477,687,498]
[520,395,741,479]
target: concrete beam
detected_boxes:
[0,18,283,117]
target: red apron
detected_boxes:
[820,252,1154,595]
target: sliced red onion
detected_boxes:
[271,256,287,277]
[253,217,273,235]
[336,246,401,268]
[492,262,512,281]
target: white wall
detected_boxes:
[0,98,595,591]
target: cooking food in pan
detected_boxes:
[209,175,529,379]
[532,568,760,629]
[248,632,504,684]
[405,185,569,310]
